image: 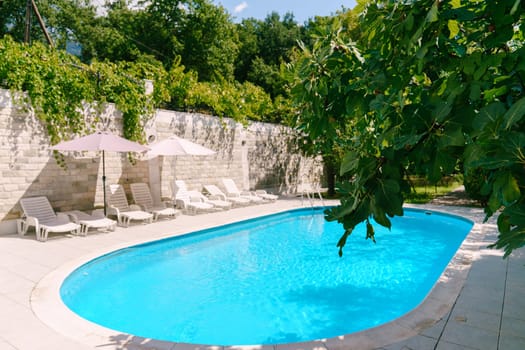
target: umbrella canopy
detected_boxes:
[147,135,216,156]
[51,131,149,215]
[50,131,149,153]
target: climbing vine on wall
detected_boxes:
[0,36,168,146]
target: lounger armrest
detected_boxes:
[56,212,72,224]
[174,199,186,209]
[134,203,148,211]
[65,212,80,223]
[162,199,176,208]
[129,204,142,211]
[17,216,39,235]
[107,205,120,218]
[160,200,172,208]
[188,192,204,203]
[241,190,255,196]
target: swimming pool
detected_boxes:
[60,207,473,346]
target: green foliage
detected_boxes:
[147,0,239,81]
[0,36,166,145]
[235,12,307,98]
[0,36,91,144]
[288,0,525,257]
[0,0,339,125]
[183,79,275,122]
[463,168,490,206]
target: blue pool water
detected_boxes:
[60,207,473,346]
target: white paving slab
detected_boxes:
[0,199,523,349]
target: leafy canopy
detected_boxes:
[288,0,525,257]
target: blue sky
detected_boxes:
[212,0,357,23]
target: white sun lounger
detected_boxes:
[220,178,266,204]
[130,182,179,221]
[64,209,117,236]
[172,180,215,214]
[203,184,251,207]
[173,180,231,213]
[18,196,81,242]
[254,189,279,201]
[190,190,232,211]
[107,184,154,227]
[187,190,232,211]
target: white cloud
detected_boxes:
[234,1,248,14]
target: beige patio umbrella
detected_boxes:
[146,135,216,202]
[51,131,149,215]
[147,135,216,156]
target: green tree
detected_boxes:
[147,0,238,81]
[0,0,97,49]
[72,0,168,64]
[236,12,306,98]
[289,0,525,257]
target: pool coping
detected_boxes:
[30,202,487,350]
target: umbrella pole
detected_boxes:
[102,150,107,216]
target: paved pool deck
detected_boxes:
[0,197,524,350]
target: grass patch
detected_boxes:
[405,180,463,204]
[319,175,464,204]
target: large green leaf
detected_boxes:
[438,126,465,147]
[358,157,379,181]
[483,86,508,100]
[425,1,439,23]
[490,225,525,258]
[448,19,459,39]
[340,151,359,176]
[372,206,391,229]
[393,132,425,150]
[490,205,525,257]
[503,97,525,130]
[374,179,404,218]
[474,102,506,130]
[503,204,525,226]
[501,132,525,160]
[493,171,521,205]
[434,101,452,122]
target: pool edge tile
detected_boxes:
[29,201,490,350]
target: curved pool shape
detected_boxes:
[60,207,473,346]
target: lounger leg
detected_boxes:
[117,215,127,227]
[39,228,48,242]
[34,224,41,241]
[17,219,27,236]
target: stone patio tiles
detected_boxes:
[0,198,523,350]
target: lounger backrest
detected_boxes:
[221,178,240,195]
[174,180,188,192]
[203,184,224,197]
[187,190,205,202]
[19,196,57,224]
[130,183,154,209]
[107,184,130,210]
[173,180,190,202]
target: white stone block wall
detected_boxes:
[0,88,324,234]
